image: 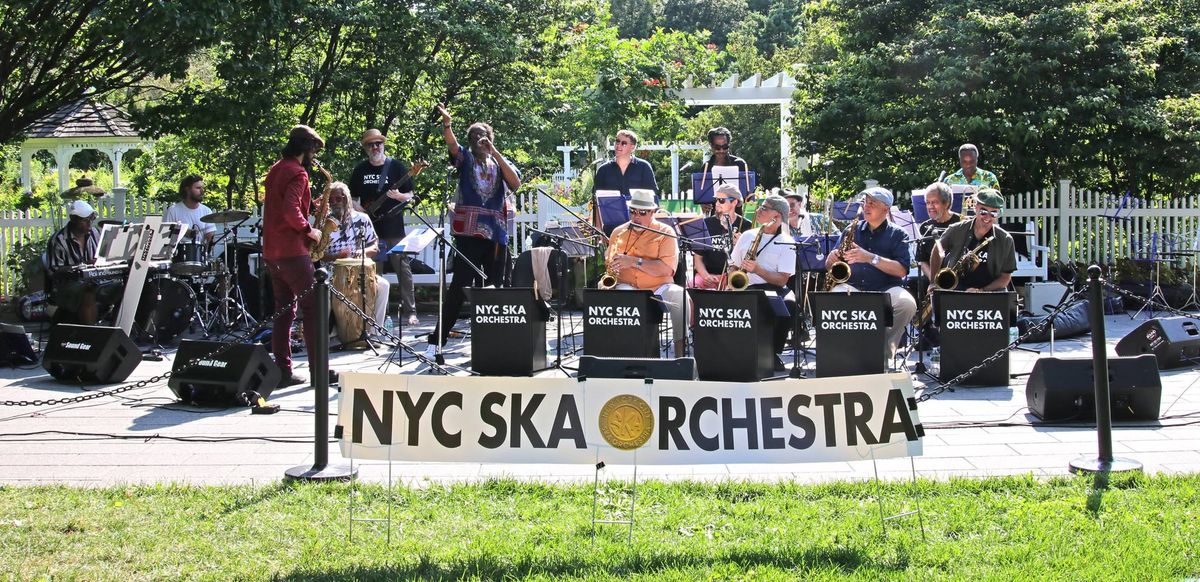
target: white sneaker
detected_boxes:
[423,344,438,360]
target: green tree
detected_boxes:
[0,0,232,146]
[793,0,1200,197]
[609,0,661,39]
[660,0,749,47]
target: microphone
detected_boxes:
[679,161,694,173]
[936,170,947,183]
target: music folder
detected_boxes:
[691,169,757,204]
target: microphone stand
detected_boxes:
[774,239,819,378]
[351,226,380,355]
[630,221,693,357]
[527,227,598,373]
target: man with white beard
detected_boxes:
[349,128,420,326]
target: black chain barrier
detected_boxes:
[1099,279,1198,319]
[915,284,1091,403]
[326,284,457,376]
[1,278,321,408]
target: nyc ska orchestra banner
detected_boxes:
[337,373,924,465]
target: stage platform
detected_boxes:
[1,310,1198,487]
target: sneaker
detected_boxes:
[279,373,307,388]
[423,344,438,360]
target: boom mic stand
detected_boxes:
[629,221,693,357]
[527,227,598,374]
[349,227,380,355]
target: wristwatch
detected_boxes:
[870,253,881,266]
[636,258,644,268]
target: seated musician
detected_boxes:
[930,189,1016,294]
[728,194,797,370]
[605,189,688,358]
[691,183,750,289]
[319,182,391,338]
[162,175,216,244]
[910,182,963,346]
[46,200,120,324]
[824,187,917,359]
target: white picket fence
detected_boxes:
[4,179,1196,297]
[1002,179,1200,266]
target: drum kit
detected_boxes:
[134,209,259,344]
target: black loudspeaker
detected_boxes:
[168,340,281,406]
[43,324,140,383]
[578,356,697,380]
[1025,355,1161,421]
[1116,317,1200,369]
[0,323,37,366]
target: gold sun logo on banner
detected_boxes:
[598,395,654,450]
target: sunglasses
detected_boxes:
[366,141,384,148]
[615,140,634,146]
[975,208,1001,217]
[715,197,737,204]
[630,208,655,216]
[711,144,730,151]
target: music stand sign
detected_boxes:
[581,289,661,358]
[937,290,1011,385]
[810,291,890,378]
[691,289,775,381]
[469,287,548,376]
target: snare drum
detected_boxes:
[331,258,378,344]
[171,242,208,276]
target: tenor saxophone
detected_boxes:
[724,219,774,291]
[825,217,859,290]
[309,159,340,262]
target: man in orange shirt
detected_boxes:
[604,189,688,357]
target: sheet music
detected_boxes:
[711,165,741,186]
[390,226,442,254]
[96,224,146,264]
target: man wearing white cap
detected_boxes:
[605,189,688,357]
[46,200,113,324]
[824,187,917,358]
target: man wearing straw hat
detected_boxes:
[604,189,688,357]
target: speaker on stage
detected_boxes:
[43,324,140,383]
[168,340,280,406]
[1025,355,1161,421]
[1116,316,1200,369]
[578,356,697,380]
[0,323,37,367]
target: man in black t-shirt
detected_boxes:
[349,128,419,325]
[910,182,963,347]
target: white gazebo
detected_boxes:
[19,99,154,196]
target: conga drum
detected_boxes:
[332,258,378,343]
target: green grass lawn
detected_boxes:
[1,473,1198,581]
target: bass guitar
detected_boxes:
[364,159,430,220]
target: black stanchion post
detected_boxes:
[286,268,357,482]
[1069,265,1142,475]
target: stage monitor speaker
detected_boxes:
[1115,316,1200,369]
[0,323,37,367]
[1025,355,1161,421]
[168,340,280,406]
[42,324,140,383]
[578,356,697,381]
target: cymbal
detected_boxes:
[201,209,251,223]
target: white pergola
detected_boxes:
[19,100,154,195]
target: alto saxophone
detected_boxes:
[309,159,339,262]
[598,227,628,289]
[724,219,775,291]
[916,234,995,326]
[825,217,859,290]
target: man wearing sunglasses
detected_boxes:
[604,189,688,357]
[594,129,658,236]
[824,187,917,359]
[930,189,1017,293]
[728,194,798,370]
[350,128,420,326]
[698,127,750,205]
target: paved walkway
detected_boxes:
[1,311,1197,487]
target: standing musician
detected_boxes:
[728,194,797,370]
[698,127,750,208]
[605,189,689,358]
[320,181,391,336]
[46,200,118,324]
[824,187,917,358]
[163,175,216,244]
[349,128,419,326]
[930,189,1016,293]
[426,103,521,351]
[262,124,327,388]
[945,143,1000,190]
[691,183,750,289]
[594,129,658,236]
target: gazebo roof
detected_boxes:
[24,99,140,139]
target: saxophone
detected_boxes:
[724,219,774,291]
[825,217,859,290]
[916,235,995,326]
[309,159,339,262]
[598,227,628,289]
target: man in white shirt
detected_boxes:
[162,175,216,244]
[729,194,797,369]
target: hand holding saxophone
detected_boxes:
[837,244,877,265]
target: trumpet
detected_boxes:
[723,219,774,291]
[916,235,995,326]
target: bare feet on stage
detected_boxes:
[408,313,420,326]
